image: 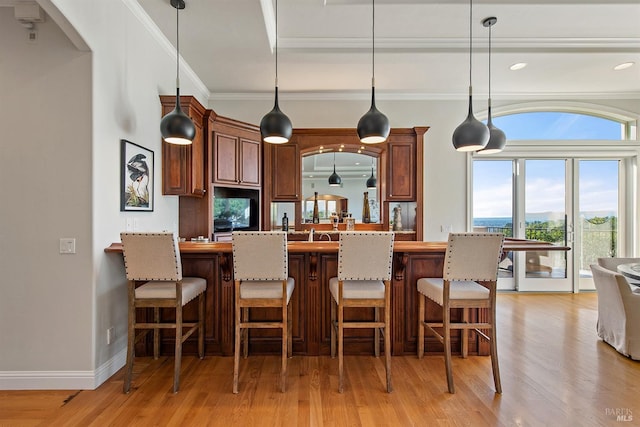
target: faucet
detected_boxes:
[308,228,315,242]
[319,233,332,241]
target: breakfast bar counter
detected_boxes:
[106,238,568,357]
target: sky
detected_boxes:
[473,112,622,220]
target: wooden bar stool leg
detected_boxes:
[443,304,454,394]
[490,304,502,394]
[123,284,136,394]
[173,304,182,393]
[281,293,288,393]
[461,308,469,358]
[330,297,336,358]
[338,295,344,393]
[242,307,249,358]
[198,292,205,359]
[287,301,293,358]
[417,293,425,359]
[153,307,160,359]
[374,307,380,357]
[233,283,241,394]
[384,281,392,393]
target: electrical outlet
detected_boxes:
[107,327,115,345]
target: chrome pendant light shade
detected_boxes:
[161,0,196,145]
[328,152,342,187]
[479,16,507,154]
[452,0,489,152]
[260,0,292,144]
[357,0,389,144]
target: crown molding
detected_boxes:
[210,90,640,102]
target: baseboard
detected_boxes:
[0,348,126,390]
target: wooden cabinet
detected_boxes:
[175,112,261,241]
[160,96,206,197]
[386,140,416,201]
[270,143,300,200]
[212,122,261,188]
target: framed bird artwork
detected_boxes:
[120,139,154,211]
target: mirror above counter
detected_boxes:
[262,127,429,240]
[302,151,379,224]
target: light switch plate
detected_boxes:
[59,238,76,254]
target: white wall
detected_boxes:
[0,6,93,379]
[0,0,208,389]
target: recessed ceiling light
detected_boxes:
[510,62,527,71]
[614,62,635,71]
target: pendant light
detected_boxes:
[328,152,342,187]
[260,0,292,144]
[357,0,390,144]
[366,157,377,189]
[160,0,196,145]
[478,16,507,154]
[452,0,489,152]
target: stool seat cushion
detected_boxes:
[329,277,385,300]
[135,277,207,305]
[417,278,489,306]
[239,277,295,302]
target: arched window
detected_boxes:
[492,111,626,140]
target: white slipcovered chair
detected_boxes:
[329,231,395,393]
[590,264,640,360]
[597,257,640,288]
[231,231,294,393]
[120,232,206,393]
[417,232,505,394]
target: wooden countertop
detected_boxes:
[105,238,569,254]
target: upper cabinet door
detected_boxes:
[239,138,261,186]
[213,133,240,185]
[212,133,261,187]
[386,140,415,201]
[160,96,206,197]
[271,143,300,200]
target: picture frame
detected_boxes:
[120,139,154,212]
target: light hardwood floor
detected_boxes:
[1,293,638,426]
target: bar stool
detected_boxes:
[231,231,294,393]
[120,232,206,393]
[417,232,504,394]
[329,231,394,393]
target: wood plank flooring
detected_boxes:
[1,293,639,426]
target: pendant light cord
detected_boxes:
[175,3,180,90]
[372,0,375,87]
[488,20,492,104]
[468,0,472,93]
[275,0,279,87]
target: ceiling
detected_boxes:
[137,0,640,101]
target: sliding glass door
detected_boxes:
[517,160,572,291]
[576,160,620,290]
[473,158,624,292]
